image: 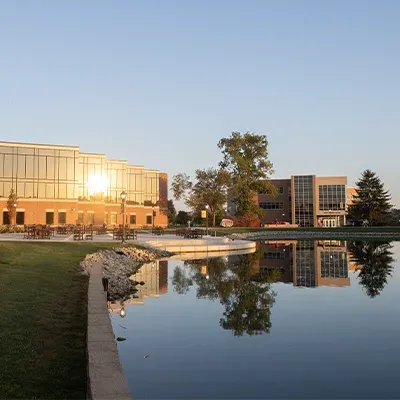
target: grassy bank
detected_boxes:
[0,242,123,399]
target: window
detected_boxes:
[58,212,66,224]
[279,187,284,195]
[3,211,10,225]
[16,212,25,225]
[77,212,84,224]
[130,214,136,225]
[318,185,346,211]
[87,213,94,225]
[110,213,117,225]
[146,215,152,225]
[46,212,54,225]
[258,202,284,210]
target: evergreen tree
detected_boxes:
[347,241,394,298]
[348,170,392,226]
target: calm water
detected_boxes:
[111,240,400,399]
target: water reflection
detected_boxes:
[348,241,394,297]
[109,240,395,323]
[183,252,277,336]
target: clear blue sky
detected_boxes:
[1,0,399,208]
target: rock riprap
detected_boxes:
[80,247,173,301]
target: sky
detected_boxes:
[1,0,399,208]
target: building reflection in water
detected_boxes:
[257,240,352,288]
[108,260,168,315]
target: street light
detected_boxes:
[152,206,156,229]
[13,201,17,231]
[120,191,127,243]
[205,204,209,236]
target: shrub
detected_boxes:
[0,225,9,233]
[231,212,260,227]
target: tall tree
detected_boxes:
[348,170,392,226]
[6,189,17,227]
[171,168,231,226]
[218,131,276,217]
[167,199,177,224]
[347,241,394,298]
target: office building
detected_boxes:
[0,141,168,227]
[254,175,348,227]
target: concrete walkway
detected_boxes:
[135,234,256,253]
[0,232,257,254]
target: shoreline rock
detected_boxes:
[80,246,174,301]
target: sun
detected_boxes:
[87,174,108,195]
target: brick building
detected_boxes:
[228,175,350,227]
[0,141,168,227]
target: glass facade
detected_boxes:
[293,175,314,227]
[0,144,79,199]
[0,143,163,206]
[295,240,316,287]
[320,251,348,278]
[318,185,346,211]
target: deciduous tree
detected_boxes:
[218,131,275,217]
[171,168,231,226]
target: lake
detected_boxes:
[111,240,400,399]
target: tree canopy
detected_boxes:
[167,199,177,224]
[348,170,392,226]
[218,131,275,217]
[171,168,231,226]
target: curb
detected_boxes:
[87,262,132,400]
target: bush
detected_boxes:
[231,212,260,227]
[0,225,25,233]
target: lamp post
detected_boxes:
[205,204,209,236]
[120,191,127,243]
[152,206,156,229]
[13,201,17,231]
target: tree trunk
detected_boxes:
[213,212,216,227]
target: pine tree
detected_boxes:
[348,170,392,226]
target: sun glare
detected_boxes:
[87,174,108,195]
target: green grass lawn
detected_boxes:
[0,241,123,400]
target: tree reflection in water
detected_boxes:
[172,251,279,336]
[348,241,394,298]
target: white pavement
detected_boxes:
[0,232,256,254]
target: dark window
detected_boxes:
[46,212,54,225]
[58,212,66,224]
[279,187,284,195]
[130,215,136,225]
[78,212,84,224]
[16,212,25,225]
[259,202,284,210]
[146,215,152,225]
[3,211,10,225]
[264,252,286,260]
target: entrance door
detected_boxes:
[323,218,336,227]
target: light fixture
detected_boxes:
[13,202,17,208]
[120,191,127,201]
[120,308,126,318]
[206,274,210,280]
